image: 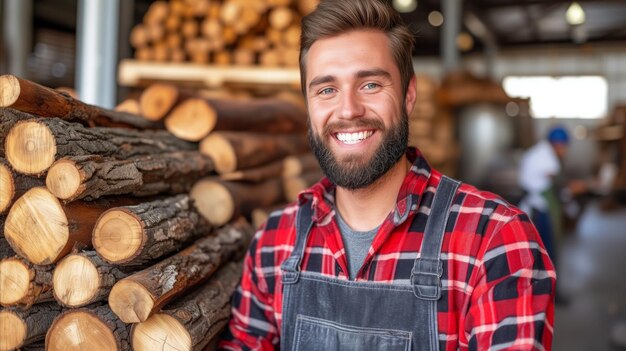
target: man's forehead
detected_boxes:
[305,30,396,80]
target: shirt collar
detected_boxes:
[299,147,432,225]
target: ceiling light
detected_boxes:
[428,11,444,27]
[392,0,417,13]
[566,2,585,25]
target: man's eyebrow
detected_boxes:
[308,75,335,91]
[356,69,391,80]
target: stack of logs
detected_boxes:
[408,75,457,176]
[130,0,319,66]
[0,74,319,350]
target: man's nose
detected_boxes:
[338,90,365,119]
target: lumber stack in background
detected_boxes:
[0,75,319,350]
[129,0,320,67]
[408,75,457,175]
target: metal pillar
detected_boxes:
[3,0,33,76]
[441,0,462,73]
[76,0,120,108]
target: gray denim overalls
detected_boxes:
[280,177,460,351]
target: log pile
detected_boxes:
[408,75,458,176]
[0,75,324,350]
[129,0,320,67]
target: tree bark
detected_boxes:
[0,158,45,214]
[45,152,214,202]
[46,304,131,351]
[0,302,63,351]
[0,75,161,129]
[4,117,195,175]
[131,261,242,351]
[220,153,319,183]
[52,251,129,308]
[0,256,54,307]
[108,218,253,323]
[159,93,307,142]
[93,195,213,266]
[191,178,285,226]
[4,187,139,265]
[219,158,285,183]
[0,233,16,259]
[199,131,309,174]
[205,97,307,134]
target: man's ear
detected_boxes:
[404,75,417,116]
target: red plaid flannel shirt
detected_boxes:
[219,148,555,350]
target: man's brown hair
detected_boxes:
[299,0,415,98]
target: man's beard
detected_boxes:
[308,111,409,190]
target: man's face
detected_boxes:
[552,142,568,160]
[304,30,416,189]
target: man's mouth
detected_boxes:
[335,130,374,145]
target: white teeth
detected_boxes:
[336,131,373,144]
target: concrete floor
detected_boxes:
[553,201,626,350]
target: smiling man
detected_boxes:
[219,1,555,350]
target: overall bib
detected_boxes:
[280,177,460,351]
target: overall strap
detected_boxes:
[281,199,315,284]
[412,176,460,300]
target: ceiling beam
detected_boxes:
[597,22,626,41]
[498,3,562,39]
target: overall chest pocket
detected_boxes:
[293,314,412,351]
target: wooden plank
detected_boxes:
[118,60,300,89]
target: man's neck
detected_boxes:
[335,157,410,231]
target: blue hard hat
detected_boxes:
[547,126,569,144]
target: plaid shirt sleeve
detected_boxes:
[218,228,280,350]
[461,212,555,350]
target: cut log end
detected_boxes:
[199,133,237,174]
[139,84,179,121]
[190,179,234,226]
[109,279,155,323]
[4,187,68,265]
[53,254,100,307]
[0,258,30,306]
[93,209,144,264]
[0,162,14,213]
[0,310,27,351]
[46,159,82,200]
[0,75,21,107]
[131,314,192,351]
[283,156,303,177]
[46,311,117,351]
[5,120,57,175]
[284,177,307,203]
[115,99,141,115]
[252,208,270,229]
[164,98,216,142]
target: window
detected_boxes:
[502,76,607,118]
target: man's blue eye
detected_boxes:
[365,83,379,89]
[320,88,334,95]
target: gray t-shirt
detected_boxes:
[335,211,380,280]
